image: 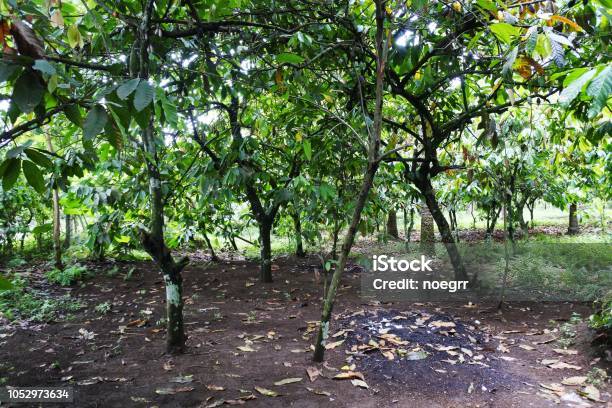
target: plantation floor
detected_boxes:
[0,254,610,407]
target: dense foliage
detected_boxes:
[0,0,609,356]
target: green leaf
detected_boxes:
[0,61,19,83]
[67,24,83,48]
[586,66,612,118]
[476,0,498,12]
[160,94,178,128]
[6,141,31,159]
[550,38,565,68]
[489,23,520,44]
[276,53,305,65]
[2,158,21,190]
[117,78,140,100]
[32,223,53,234]
[83,104,108,140]
[25,149,53,168]
[559,69,597,106]
[12,71,45,113]
[33,59,57,76]
[502,47,518,75]
[22,160,45,194]
[134,81,155,112]
[303,139,312,160]
[525,27,538,55]
[64,104,83,126]
[0,276,12,291]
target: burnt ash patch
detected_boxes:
[338,309,523,394]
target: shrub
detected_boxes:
[45,264,88,286]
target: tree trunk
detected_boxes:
[386,210,398,239]
[259,222,273,282]
[21,209,33,251]
[568,203,579,235]
[46,133,63,270]
[420,201,436,255]
[486,206,501,238]
[202,232,219,261]
[517,203,528,237]
[292,211,305,257]
[137,2,188,354]
[419,179,468,281]
[313,0,386,362]
[331,218,340,260]
[63,214,72,249]
[313,162,379,362]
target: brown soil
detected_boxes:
[0,254,610,407]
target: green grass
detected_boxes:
[45,264,89,286]
[0,276,84,322]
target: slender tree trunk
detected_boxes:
[406,207,415,243]
[419,179,468,281]
[259,221,273,282]
[420,201,436,255]
[313,163,378,362]
[516,202,528,238]
[313,0,387,362]
[45,133,62,270]
[331,218,340,260]
[386,210,399,239]
[470,203,476,229]
[202,232,219,262]
[487,206,501,238]
[292,211,306,257]
[568,203,579,235]
[63,214,71,249]
[21,209,33,251]
[137,1,188,354]
[498,203,511,310]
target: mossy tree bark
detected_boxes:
[137,0,188,354]
[292,210,306,257]
[568,203,579,235]
[417,177,468,281]
[387,210,399,239]
[419,201,436,255]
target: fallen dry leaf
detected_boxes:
[351,379,369,389]
[324,340,344,350]
[170,375,193,384]
[274,377,302,386]
[206,385,225,391]
[540,383,565,393]
[553,348,578,356]
[429,321,456,329]
[561,376,587,386]
[333,371,364,381]
[155,386,194,395]
[306,367,320,382]
[306,387,331,396]
[548,361,582,370]
[254,386,279,397]
[580,385,602,402]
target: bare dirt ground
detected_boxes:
[0,253,610,407]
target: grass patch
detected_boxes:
[45,264,89,286]
[0,277,84,322]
